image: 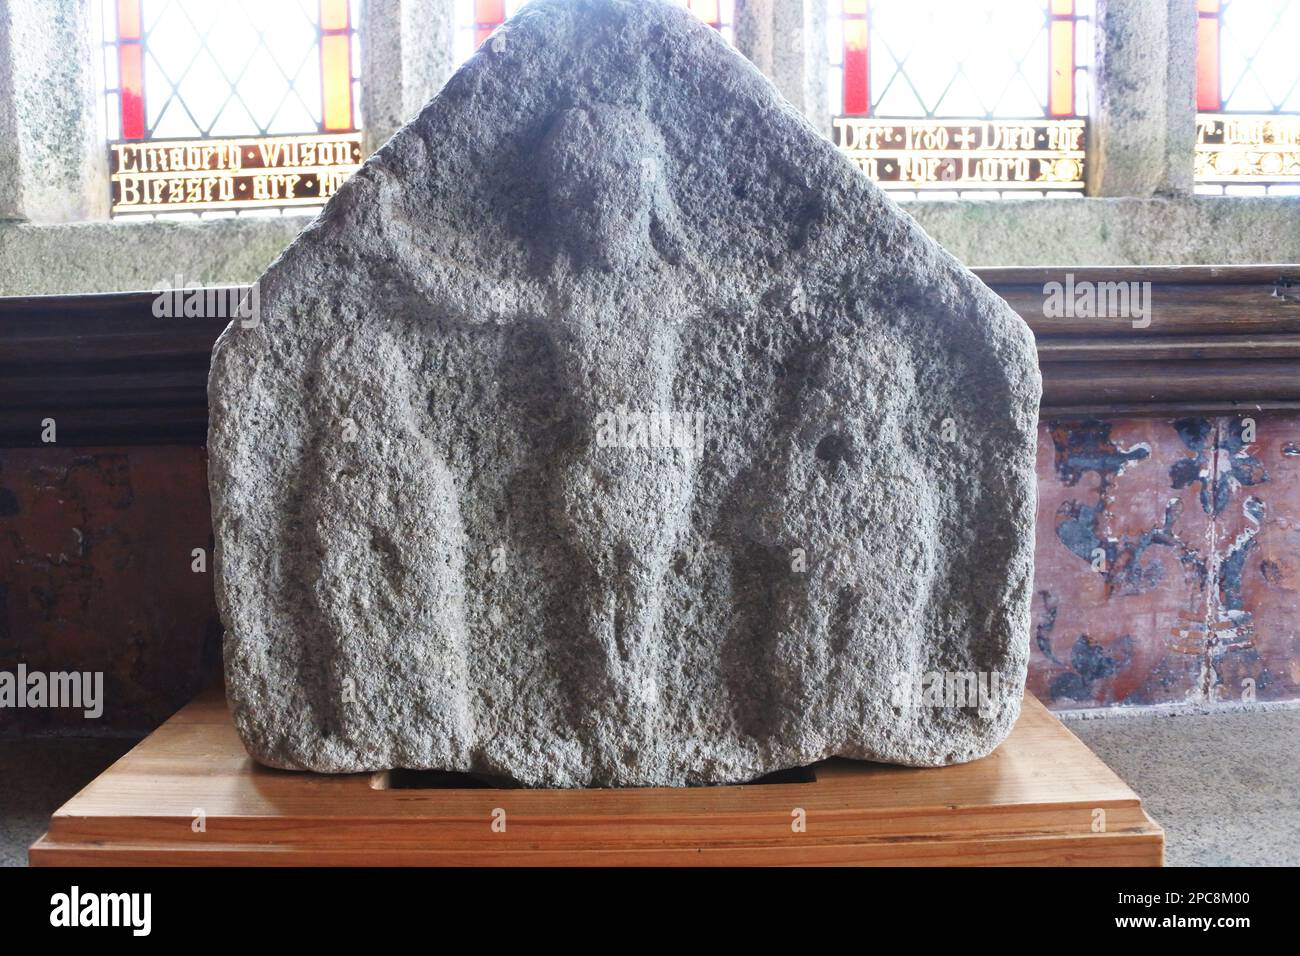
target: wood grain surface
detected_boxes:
[30,689,1164,866]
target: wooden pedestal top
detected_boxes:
[31,690,1163,866]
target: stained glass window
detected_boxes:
[828,0,1092,199]
[101,0,365,217]
[1195,0,1300,196]
[678,0,734,43]
[455,0,732,65]
[453,0,528,65]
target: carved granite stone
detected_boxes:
[208,0,1041,786]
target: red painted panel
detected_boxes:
[0,448,220,733]
[1029,415,1300,708]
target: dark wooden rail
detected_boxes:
[2,266,1298,446]
[1002,265,1300,417]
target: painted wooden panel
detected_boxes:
[1030,414,1300,707]
[0,447,220,732]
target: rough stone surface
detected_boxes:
[209,0,1041,786]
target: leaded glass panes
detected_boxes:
[101,0,364,217]
[1195,0,1300,196]
[828,0,1092,199]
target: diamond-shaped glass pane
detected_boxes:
[144,2,202,84]
[208,96,259,138]
[174,48,231,132]
[239,47,294,131]
[866,0,1061,118]
[149,94,199,138]
[1220,0,1300,112]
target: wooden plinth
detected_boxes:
[30,691,1162,866]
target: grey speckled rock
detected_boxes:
[208,0,1041,787]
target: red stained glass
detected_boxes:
[475,0,506,47]
[1196,4,1221,111]
[476,0,505,25]
[115,0,144,139]
[116,0,141,40]
[119,41,144,139]
[842,1,869,117]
